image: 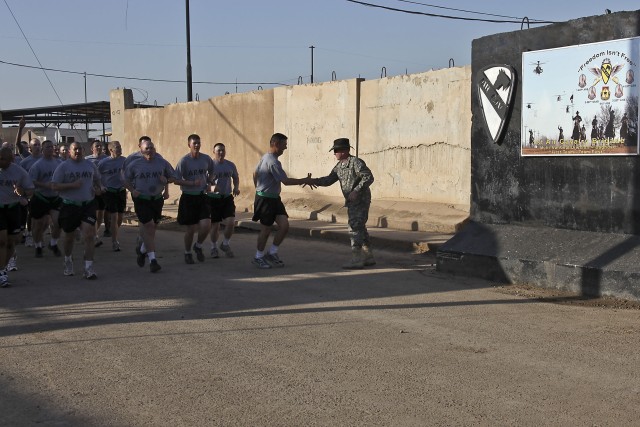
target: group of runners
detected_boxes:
[0,125,375,287]
[0,122,241,285]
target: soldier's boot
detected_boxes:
[342,247,364,269]
[362,245,376,266]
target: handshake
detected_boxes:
[301,173,317,190]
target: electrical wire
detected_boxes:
[346,0,557,24]
[4,0,65,104]
[0,59,290,86]
[392,0,551,22]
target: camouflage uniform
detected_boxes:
[315,155,374,248]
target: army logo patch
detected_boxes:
[476,65,516,144]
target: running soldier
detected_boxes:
[308,138,375,269]
[251,133,314,269]
[28,140,63,257]
[19,136,42,248]
[97,141,126,251]
[208,142,240,258]
[124,139,175,273]
[51,142,102,279]
[0,146,34,287]
[174,134,215,264]
[85,140,108,246]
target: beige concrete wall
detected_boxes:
[358,66,471,208]
[273,79,362,198]
[110,89,274,198]
[111,66,471,211]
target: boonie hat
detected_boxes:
[329,138,352,152]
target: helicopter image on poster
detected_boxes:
[531,61,546,75]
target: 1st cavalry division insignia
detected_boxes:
[475,65,516,144]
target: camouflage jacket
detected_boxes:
[315,155,374,204]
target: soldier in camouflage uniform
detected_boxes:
[310,138,375,269]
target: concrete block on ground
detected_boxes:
[436,221,640,301]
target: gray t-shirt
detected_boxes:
[254,153,287,195]
[98,156,126,189]
[29,157,62,198]
[125,155,175,197]
[85,153,107,166]
[124,151,164,170]
[211,159,238,196]
[52,159,101,202]
[20,154,43,171]
[175,153,215,193]
[0,163,34,205]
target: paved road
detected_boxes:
[1,224,639,426]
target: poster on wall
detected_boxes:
[522,37,639,156]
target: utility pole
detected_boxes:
[185,0,193,101]
[84,72,89,139]
[309,45,315,83]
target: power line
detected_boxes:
[346,0,557,24]
[392,0,552,22]
[0,59,291,86]
[4,0,65,105]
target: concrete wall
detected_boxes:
[111,89,274,196]
[359,68,471,207]
[273,79,361,199]
[471,10,640,234]
[111,66,472,210]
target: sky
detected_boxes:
[1,0,639,114]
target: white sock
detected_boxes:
[85,260,93,269]
[147,252,156,261]
[269,244,279,255]
[223,238,230,245]
[255,250,264,259]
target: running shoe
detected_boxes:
[210,247,219,259]
[252,257,272,269]
[220,243,234,258]
[264,253,284,268]
[83,266,97,280]
[149,259,161,273]
[63,258,74,276]
[7,256,17,272]
[112,241,121,252]
[35,247,43,258]
[136,239,146,267]
[193,244,205,262]
[184,253,195,264]
[25,234,34,247]
[0,273,10,288]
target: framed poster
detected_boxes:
[522,37,639,156]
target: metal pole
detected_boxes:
[186,0,193,102]
[84,72,89,139]
[309,45,315,83]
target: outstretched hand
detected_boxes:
[301,173,317,190]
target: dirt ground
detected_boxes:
[1,223,639,426]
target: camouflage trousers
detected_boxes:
[347,202,370,248]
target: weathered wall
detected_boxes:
[111,89,274,195]
[273,79,361,198]
[111,66,472,210]
[472,11,640,233]
[359,67,471,207]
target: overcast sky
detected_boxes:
[1,0,638,111]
